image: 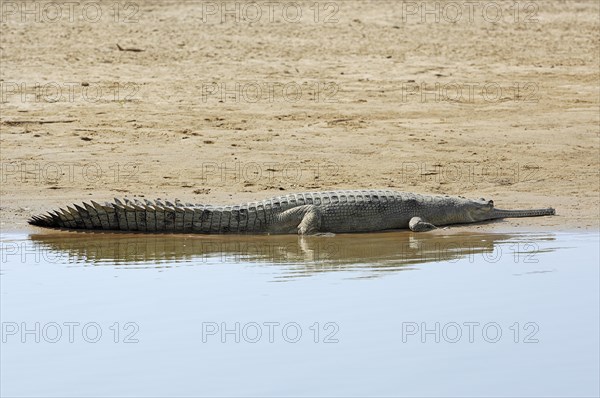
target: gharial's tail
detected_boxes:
[28,198,204,232]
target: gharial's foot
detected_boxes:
[409,217,437,232]
[298,224,318,235]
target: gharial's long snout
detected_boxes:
[487,207,556,219]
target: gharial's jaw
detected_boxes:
[486,207,556,220]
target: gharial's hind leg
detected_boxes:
[409,216,437,232]
[298,206,321,235]
[276,205,321,235]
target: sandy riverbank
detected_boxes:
[1,1,598,233]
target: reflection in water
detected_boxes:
[27,231,556,278]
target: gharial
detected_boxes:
[28,190,555,234]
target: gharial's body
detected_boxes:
[28,190,555,234]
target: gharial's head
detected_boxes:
[467,197,497,221]
[441,196,495,223]
[441,195,555,224]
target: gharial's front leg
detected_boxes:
[409,216,437,232]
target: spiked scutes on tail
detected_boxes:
[28,198,199,232]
